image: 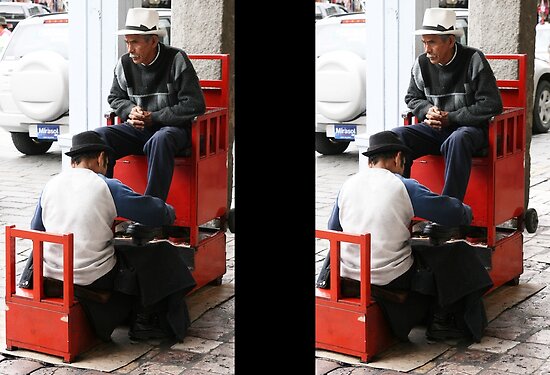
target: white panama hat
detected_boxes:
[117,8,167,37]
[415,8,464,37]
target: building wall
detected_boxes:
[469,0,537,205]
[171,0,235,208]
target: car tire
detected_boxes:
[11,132,53,155]
[315,132,350,155]
[533,80,550,134]
[11,50,69,122]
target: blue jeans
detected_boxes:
[95,123,190,202]
[391,123,487,201]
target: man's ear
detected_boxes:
[99,151,107,168]
[395,151,406,169]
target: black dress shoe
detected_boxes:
[422,222,461,245]
[129,312,174,341]
[426,313,470,341]
[126,223,165,245]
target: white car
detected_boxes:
[315,2,349,21]
[315,12,366,155]
[534,22,550,133]
[0,13,70,155]
[0,10,171,155]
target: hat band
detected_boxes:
[422,24,455,32]
[124,24,159,32]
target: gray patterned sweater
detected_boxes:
[108,42,206,129]
[405,42,503,128]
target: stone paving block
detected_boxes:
[507,342,550,360]
[172,336,223,354]
[444,348,499,367]
[329,367,403,374]
[0,359,45,374]
[126,362,185,375]
[424,362,484,375]
[34,367,103,374]
[532,360,550,375]
[189,354,234,374]
[145,349,199,366]
[468,336,520,354]
[487,354,545,374]
[526,329,550,345]
[316,358,341,374]
[210,342,234,357]
[179,370,213,375]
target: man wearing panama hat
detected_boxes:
[19,131,197,342]
[318,130,493,342]
[391,8,503,234]
[95,7,206,203]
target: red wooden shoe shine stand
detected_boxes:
[315,229,396,363]
[5,225,100,363]
[108,54,231,291]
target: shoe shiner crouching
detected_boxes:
[18,130,196,342]
[316,130,493,342]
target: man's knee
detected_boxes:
[144,127,187,155]
[441,127,484,154]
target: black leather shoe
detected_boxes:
[129,312,174,341]
[126,223,165,245]
[426,317,470,341]
[422,222,461,245]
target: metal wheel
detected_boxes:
[525,208,539,234]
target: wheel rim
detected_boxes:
[538,89,550,127]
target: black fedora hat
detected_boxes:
[65,131,115,157]
[362,130,412,157]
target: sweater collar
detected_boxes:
[141,43,161,67]
[439,43,458,66]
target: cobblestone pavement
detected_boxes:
[0,130,235,374]
[316,132,550,374]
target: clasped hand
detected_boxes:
[424,106,449,130]
[128,106,152,130]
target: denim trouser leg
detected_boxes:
[143,126,189,201]
[95,124,189,201]
[94,123,151,178]
[440,126,486,201]
[391,123,486,201]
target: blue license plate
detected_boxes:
[36,124,60,140]
[334,125,357,140]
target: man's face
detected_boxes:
[421,34,455,65]
[124,34,158,65]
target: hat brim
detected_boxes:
[415,28,464,37]
[65,144,115,157]
[362,144,413,157]
[117,28,167,37]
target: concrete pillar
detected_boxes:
[469,0,537,208]
[172,0,235,209]
[357,0,437,169]
[61,0,135,170]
